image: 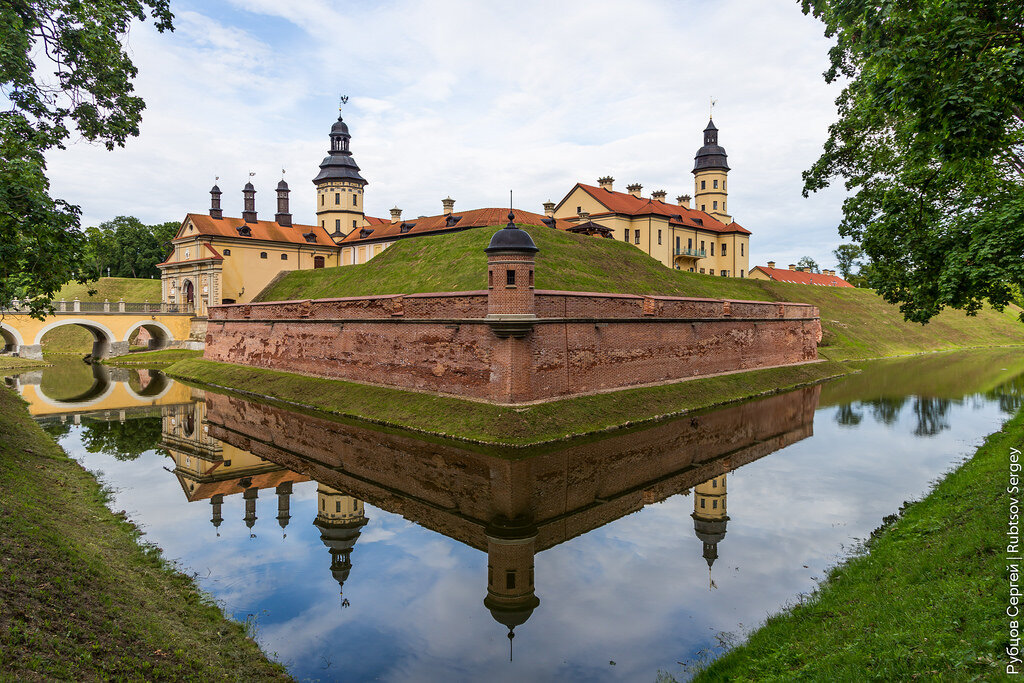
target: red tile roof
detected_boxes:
[565,183,751,235]
[338,208,574,244]
[178,213,339,246]
[751,266,854,287]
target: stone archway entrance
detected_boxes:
[183,280,195,309]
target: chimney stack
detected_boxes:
[767,260,776,269]
[209,184,223,219]
[626,183,643,198]
[275,179,292,227]
[578,210,590,222]
[442,196,455,214]
[651,189,667,203]
[788,264,796,271]
[390,206,402,223]
[542,200,555,217]
[242,182,257,224]
[676,194,692,209]
[597,176,614,191]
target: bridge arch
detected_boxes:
[32,318,120,359]
[123,320,175,350]
[0,323,24,354]
[32,364,116,409]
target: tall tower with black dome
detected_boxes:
[313,100,368,241]
[692,118,732,224]
[313,484,369,605]
[691,473,729,584]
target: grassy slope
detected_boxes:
[55,277,162,302]
[104,348,203,367]
[256,225,1022,361]
[0,357,50,372]
[0,387,288,680]
[166,357,846,448]
[692,408,1021,682]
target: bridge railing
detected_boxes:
[2,299,194,315]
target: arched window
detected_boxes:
[222,249,231,255]
[281,253,288,260]
[260,252,268,259]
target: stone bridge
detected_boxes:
[0,300,197,359]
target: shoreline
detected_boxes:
[0,385,290,680]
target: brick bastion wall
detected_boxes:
[203,289,821,404]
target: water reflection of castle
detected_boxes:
[157,383,818,645]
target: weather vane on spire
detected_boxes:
[339,95,349,112]
[710,96,717,119]
[249,170,255,178]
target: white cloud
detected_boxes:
[44,0,850,268]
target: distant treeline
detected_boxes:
[80,216,179,280]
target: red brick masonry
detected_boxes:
[204,290,821,404]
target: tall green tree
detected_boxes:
[801,0,1024,323]
[0,0,173,319]
[833,243,865,280]
[797,256,820,273]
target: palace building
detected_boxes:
[551,119,751,277]
[159,110,754,314]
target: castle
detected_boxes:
[159,109,752,315]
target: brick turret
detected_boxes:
[484,212,538,338]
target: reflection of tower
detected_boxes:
[210,493,224,536]
[484,517,540,660]
[243,485,258,536]
[313,484,368,604]
[692,474,729,584]
[276,482,293,535]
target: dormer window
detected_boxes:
[359,228,374,239]
[303,232,317,243]
[399,222,414,234]
[236,225,252,237]
[693,218,703,226]
[445,215,462,228]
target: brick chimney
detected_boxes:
[651,190,667,202]
[442,196,455,214]
[626,183,643,198]
[767,260,776,269]
[209,184,223,219]
[676,194,691,209]
[788,264,796,271]
[241,182,257,223]
[597,176,614,191]
[390,206,402,223]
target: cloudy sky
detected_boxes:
[45,0,854,269]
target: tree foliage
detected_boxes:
[797,256,820,273]
[0,0,173,319]
[82,216,178,279]
[832,243,865,280]
[801,0,1024,323]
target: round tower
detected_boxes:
[275,179,292,227]
[692,119,731,223]
[313,484,369,603]
[484,212,539,337]
[691,473,729,572]
[313,109,368,241]
[483,517,540,657]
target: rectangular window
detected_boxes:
[722,271,728,277]
[623,230,629,242]
[506,571,516,589]
[634,230,640,244]
[700,498,706,508]
[712,500,718,509]
[222,249,230,256]
[335,192,340,205]
[336,501,341,513]
[529,269,534,287]
[658,229,662,245]
[740,269,744,277]
[676,236,680,251]
[320,194,324,206]
[713,201,718,210]
[710,269,715,275]
[488,270,493,288]
[701,180,706,190]
[335,219,340,232]
[712,479,717,488]
[721,243,727,256]
[688,238,693,249]
[506,269,516,286]
[281,253,288,260]
[713,179,718,189]
[353,194,358,207]
[701,205,706,211]
[701,240,705,252]
[711,243,715,256]
[352,219,357,228]
[700,268,705,274]
[741,243,744,257]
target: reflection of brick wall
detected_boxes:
[205,291,821,404]
[203,385,820,551]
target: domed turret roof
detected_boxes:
[313,113,367,185]
[210,184,221,194]
[244,181,255,191]
[331,116,350,135]
[277,179,289,191]
[484,213,540,254]
[693,118,730,173]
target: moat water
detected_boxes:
[7,350,1024,682]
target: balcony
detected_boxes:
[673,248,706,259]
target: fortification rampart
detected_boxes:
[203,218,821,404]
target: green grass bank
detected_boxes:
[0,357,50,372]
[686,408,1022,682]
[256,225,1023,363]
[55,276,161,303]
[104,348,203,367]
[0,386,289,680]
[165,357,847,448]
